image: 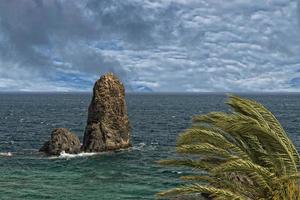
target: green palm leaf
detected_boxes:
[158,95,300,200]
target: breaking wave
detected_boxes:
[0,152,12,157]
[58,151,98,159]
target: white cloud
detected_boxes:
[0,0,300,92]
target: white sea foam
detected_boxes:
[172,171,182,174]
[58,151,98,159]
[131,142,146,151]
[0,152,12,157]
[49,143,149,159]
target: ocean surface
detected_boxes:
[1,93,300,200]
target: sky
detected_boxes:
[0,0,300,92]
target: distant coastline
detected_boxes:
[2,91,300,95]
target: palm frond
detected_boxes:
[158,95,300,200]
[157,184,246,200]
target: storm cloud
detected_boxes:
[0,0,300,92]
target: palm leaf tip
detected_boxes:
[157,184,244,200]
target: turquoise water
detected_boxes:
[1,93,300,199]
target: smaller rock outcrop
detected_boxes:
[39,128,81,155]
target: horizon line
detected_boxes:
[1,91,300,95]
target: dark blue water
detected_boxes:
[0,93,300,200]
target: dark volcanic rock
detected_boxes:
[82,72,131,152]
[40,128,81,155]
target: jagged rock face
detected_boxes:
[82,73,131,152]
[39,128,81,155]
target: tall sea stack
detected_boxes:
[82,72,131,152]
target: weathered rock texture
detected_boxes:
[82,72,131,152]
[39,128,81,155]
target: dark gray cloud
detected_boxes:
[0,0,130,91]
[0,0,300,92]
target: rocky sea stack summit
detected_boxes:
[82,72,131,152]
[40,72,131,155]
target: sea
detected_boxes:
[0,93,300,200]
